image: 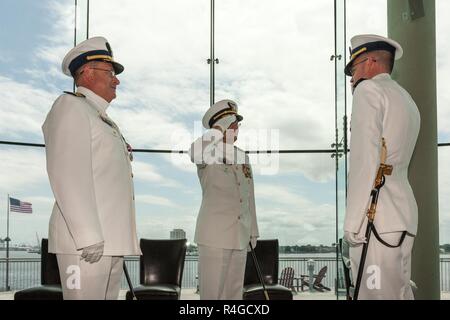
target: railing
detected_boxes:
[0,258,41,290]
[441,258,450,292]
[279,257,337,291]
[1,256,450,292]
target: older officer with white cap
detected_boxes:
[42,36,141,299]
[343,34,420,299]
[189,99,259,300]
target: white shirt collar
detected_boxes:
[76,86,110,115]
[372,73,391,80]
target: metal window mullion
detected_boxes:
[210,0,215,106]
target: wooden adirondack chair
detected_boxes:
[279,267,296,292]
[300,266,331,292]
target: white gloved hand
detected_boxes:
[214,115,236,133]
[344,231,367,247]
[247,237,258,252]
[81,241,104,263]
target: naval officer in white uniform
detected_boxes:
[189,100,259,300]
[343,34,420,299]
[42,36,141,299]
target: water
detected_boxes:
[3,250,448,259]
[0,250,41,259]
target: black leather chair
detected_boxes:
[243,239,293,300]
[126,238,187,300]
[14,238,63,300]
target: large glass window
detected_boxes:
[249,153,336,246]
[437,0,450,253]
[215,0,335,151]
[89,0,210,151]
[132,152,199,242]
[0,0,73,246]
[0,0,73,145]
[3,0,446,299]
[345,0,387,117]
[0,0,341,298]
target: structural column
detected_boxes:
[388,0,440,299]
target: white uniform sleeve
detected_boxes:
[344,81,385,234]
[188,128,224,165]
[44,96,104,250]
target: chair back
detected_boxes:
[139,239,187,286]
[244,239,279,286]
[279,267,295,288]
[313,266,328,285]
[41,238,61,285]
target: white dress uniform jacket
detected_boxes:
[42,86,141,256]
[344,73,420,235]
[189,129,259,250]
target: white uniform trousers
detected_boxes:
[56,254,123,300]
[198,245,247,300]
[350,231,415,300]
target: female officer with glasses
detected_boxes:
[189,99,259,300]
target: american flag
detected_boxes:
[9,197,33,213]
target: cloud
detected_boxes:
[136,211,198,241]
[437,0,450,141]
[255,183,335,245]
[0,149,54,244]
[83,0,340,182]
[1,0,341,184]
[136,194,180,208]
[132,160,181,187]
[0,76,55,140]
[0,148,48,193]
[346,1,387,37]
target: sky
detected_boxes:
[0,0,449,247]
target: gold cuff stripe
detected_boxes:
[351,47,367,60]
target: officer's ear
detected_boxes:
[74,65,93,86]
[81,67,96,85]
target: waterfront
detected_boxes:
[1,251,450,294]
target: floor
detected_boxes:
[1,288,448,300]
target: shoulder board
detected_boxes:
[63,91,85,98]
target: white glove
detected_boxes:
[247,237,258,252]
[214,115,236,133]
[344,231,367,247]
[81,241,104,263]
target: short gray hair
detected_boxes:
[370,50,395,73]
[74,61,98,85]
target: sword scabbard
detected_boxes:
[367,205,376,222]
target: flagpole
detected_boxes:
[5,194,10,291]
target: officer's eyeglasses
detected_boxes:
[349,58,369,76]
[89,67,116,78]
